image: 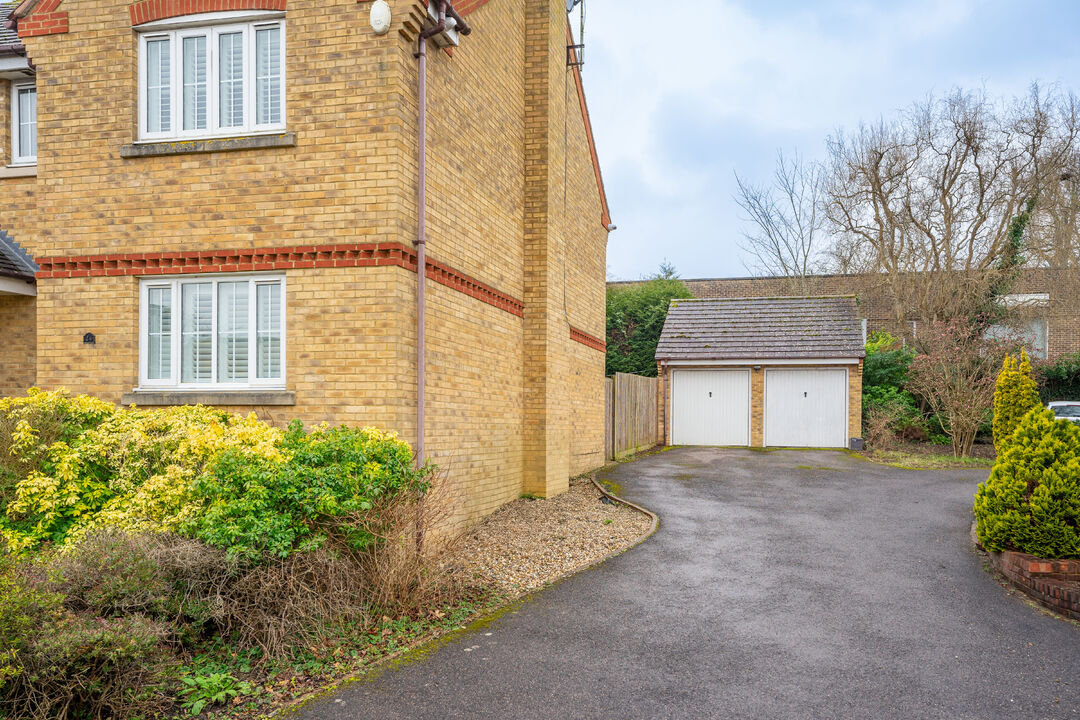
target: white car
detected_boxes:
[1048,401,1080,424]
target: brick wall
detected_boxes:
[3,0,609,524]
[989,549,1080,622]
[0,295,36,396]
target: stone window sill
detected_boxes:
[0,165,37,178]
[120,390,296,406]
[120,132,296,158]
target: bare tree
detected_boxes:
[735,150,825,295]
[906,319,1012,457]
[823,86,1079,325]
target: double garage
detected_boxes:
[656,297,865,449]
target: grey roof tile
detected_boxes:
[656,296,865,361]
[0,229,37,281]
[0,1,21,48]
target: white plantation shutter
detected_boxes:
[217,281,249,382]
[218,31,244,128]
[146,287,172,380]
[182,35,208,131]
[256,282,281,379]
[142,276,283,388]
[16,86,36,160]
[146,37,171,133]
[181,283,213,383]
[140,20,284,139]
[255,26,281,126]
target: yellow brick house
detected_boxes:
[0,0,612,521]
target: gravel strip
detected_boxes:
[456,476,653,596]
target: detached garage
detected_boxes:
[655,296,865,449]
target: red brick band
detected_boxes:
[130,0,286,26]
[570,326,605,353]
[35,242,524,318]
[16,0,67,37]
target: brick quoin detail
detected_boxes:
[130,0,285,25]
[35,242,525,318]
[570,326,605,353]
[16,0,67,37]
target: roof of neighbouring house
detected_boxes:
[0,230,37,281]
[655,296,865,361]
[0,0,21,48]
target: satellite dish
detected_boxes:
[566,0,581,12]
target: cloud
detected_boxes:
[581,0,1080,279]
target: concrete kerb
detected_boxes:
[274,473,661,718]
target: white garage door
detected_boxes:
[765,368,849,448]
[671,369,750,446]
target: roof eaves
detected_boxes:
[0,229,38,281]
[566,24,611,231]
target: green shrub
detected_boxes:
[0,392,285,553]
[2,610,172,720]
[185,422,429,562]
[0,542,171,720]
[862,386,926,448]
[53,530,233,645]
[0,390,430,562]
[0,546,62,686]
[862,386,922,427]
[1039,351,1080,402]
[863,332,915,390]
[974,407,1080,558]
[992,349,1041,452]
[0,392,467,717]
[606,266,693,377]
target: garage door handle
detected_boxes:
[708,392,712,398]
[804,392,808,398]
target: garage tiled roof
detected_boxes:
[0,230,37,281]
[656,296,865,361]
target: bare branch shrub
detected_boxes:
[349,469,466,617]
[863,404,902,451]
[906,319,1014,457]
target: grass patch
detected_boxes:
[859,449,995,470]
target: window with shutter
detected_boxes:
[140,275,285,389]
[11,82,37,164]
[137,15,285,141]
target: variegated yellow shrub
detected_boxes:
[1,390,287,552]
[0,389,429,560]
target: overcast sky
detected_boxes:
[576,0,1080,281]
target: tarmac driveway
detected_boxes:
[297,447,1080,720]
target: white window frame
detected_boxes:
[138,274,287,390]
[10,80,36,166]
[136,13,286,142]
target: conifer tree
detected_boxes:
[992,349,1041,452]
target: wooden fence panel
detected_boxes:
[605,372,660,460]
[605,377,615,462]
